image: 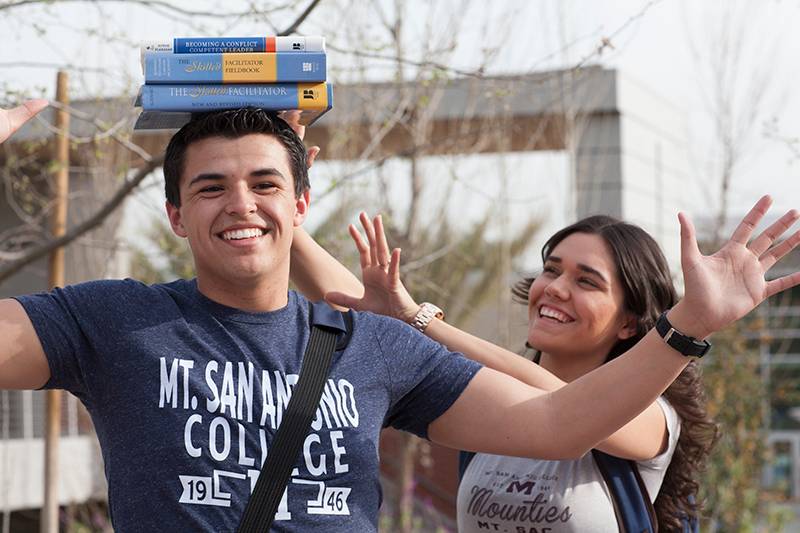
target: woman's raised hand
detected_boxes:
[0,100,48,144]
[325,213,420,322]
[674,195,800,338]
[280,109,320,168]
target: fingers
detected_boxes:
[765,271,800,299]
[306,146,320,169]
[359,212,379,266]
[730,195,772,245]
[388,248,402,282]
[760,229,800,271]
[348,224,370,269]
[325,290,361,310]
[749,209,799,257]
[373,215,391,267]
[281,109,306,139]
[678,211,701,266]
[5,99,48,137]
[354,211,393,270]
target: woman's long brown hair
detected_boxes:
[512,215,719,530]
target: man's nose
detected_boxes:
[225,185,257,216]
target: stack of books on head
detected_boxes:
[134,35,332,130]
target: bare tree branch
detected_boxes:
[327,0,665,81]
[0,0,294,18]
[0,153,164,283]
[41,101,154,161]
[279,0,322,36]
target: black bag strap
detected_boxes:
[458,450,476,480]
[238,302,349,533]
[592,449,658,533]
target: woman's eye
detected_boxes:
[578,278,598,288]
[542,266,558,275]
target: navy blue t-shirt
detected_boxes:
[16,279,481,532]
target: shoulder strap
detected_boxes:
[458,450,476,480]
[683,494,700,533]
[592,449,658,533]
[238,301,348,532]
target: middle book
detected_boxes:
[143,51,327,84]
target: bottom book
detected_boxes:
[134,82,332,129]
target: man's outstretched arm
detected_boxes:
[428,323,686,460]
[0,100,52,389]
[0,299,50,389]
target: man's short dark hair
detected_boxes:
[163,108,309,207]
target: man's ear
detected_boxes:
[294,189,310,226]
[165,200,188,238]
[617,313,638,341]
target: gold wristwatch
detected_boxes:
[410,303,445,333]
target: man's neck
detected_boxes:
[196,274,290,313]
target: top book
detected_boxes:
[141,36,325,55]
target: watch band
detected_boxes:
[655,311,711,358]
[410,303,444,333]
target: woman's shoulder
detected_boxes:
[637,396,681,471]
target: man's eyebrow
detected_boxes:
[188,173,225,187]
[546,255,608,283]
[251,167,286,180]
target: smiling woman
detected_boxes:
[503,215,716,531]
[292,212,720,532]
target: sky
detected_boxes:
[0,0,797,266]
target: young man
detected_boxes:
[1,103,798,531]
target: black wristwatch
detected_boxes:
[655,311,711,358]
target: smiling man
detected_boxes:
[1,106,799,532]
[163,124,310,311]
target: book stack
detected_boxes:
[134,36,332,130]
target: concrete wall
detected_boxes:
[0,437,107,511]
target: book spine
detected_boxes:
[143,52,326,83]
[139,82,332,112]
[142,36,325,54]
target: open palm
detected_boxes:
[326,213,419,323]
[0,99,48,144]
[678,196,800,338]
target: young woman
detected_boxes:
[290,211,790,531]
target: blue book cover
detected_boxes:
[143,51,326,84]
[135,83,333,128]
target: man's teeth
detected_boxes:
[540,306,572,323]
[221,228,264,240]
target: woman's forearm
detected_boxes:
[290,226,364,305]
[425,319,564,391]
